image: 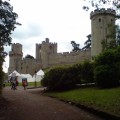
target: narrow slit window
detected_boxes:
[99,18,101,22]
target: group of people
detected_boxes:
[9,76,27,90]
[9,76,19,90]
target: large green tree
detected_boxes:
[83,0,120,12]
[0,0,20,91]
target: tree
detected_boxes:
[101,25,120,50]
[116,26,120,46]
[83,0,120,12]
[71,41,81,52]
[82,34,91,50]
[0,0,20,91]
[25,54,34,59]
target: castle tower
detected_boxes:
[90,8,116,58]
[36,38,57,68]
[8,43,23,74]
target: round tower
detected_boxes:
[90,8,116,58]
[8,43,23,74]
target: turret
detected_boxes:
[90,8,116,58]
[8,43,23,74]
[36,38,57,68]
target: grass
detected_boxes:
[4,82,41,87]
[45,87,120,117]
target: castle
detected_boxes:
[8,8,116,75]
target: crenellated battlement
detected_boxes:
[12,43,22,45]
[12,43,22,49]
[36,41,57,47]
[9,52,23,57]
[36,43,41,46]
[56,49,91,56]
[41,41,57,45]
[90,8,116,19]
[49,42,57,45]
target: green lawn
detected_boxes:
[5,81,41,87]
[45,87,120,117]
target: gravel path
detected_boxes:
[1,86,102,120]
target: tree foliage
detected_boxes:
[83,0,120,11]
[0,0,20,90]
[25,54,34,59]
[94,47,120,88]
[41,61,94,91]
[82,34,91,50]
[71,41,81,52]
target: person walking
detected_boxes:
[22,80,27,90]
[10,76,18,90]
[15,77,19,90]
[10,77,16,90]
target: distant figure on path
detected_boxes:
[16,78,19,89]
[10,76,17,90]
[22,80,27,90]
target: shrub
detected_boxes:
[94,65,119,88]
[41,67,66,91]
[41,64,82,91]
[41,61,95,91]
[81,61,94,84]
[94,47,120,88]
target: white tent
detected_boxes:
[9,70,21,77]
[37,69,44,76]
[8,69,44,83]
[33,69,44,82]
[8,70,21,81]
[8,71,35,82]
[18,74,34,83]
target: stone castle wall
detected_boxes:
[36,38,91,69]
[8,39,91,75]
[48,49,91,67]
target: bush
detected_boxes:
[41,67,66,91]
[81,61,94,84]
[94,47,120,88]
[94,65,119,88]
[0,69,4,94]
[41,61,95,91]
[41,65,82,91]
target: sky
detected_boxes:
[3,0,93,73]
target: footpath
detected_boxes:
[0,86,102,120]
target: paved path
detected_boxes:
[1,87,102,120]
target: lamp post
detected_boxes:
[34,71,37,87]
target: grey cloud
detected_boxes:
[12,22,42,39]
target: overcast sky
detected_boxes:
[3,0,93,73]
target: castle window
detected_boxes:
[49,46,52,49]
[21,67,23,69]
[39,46,41,49]
[99,18,101,22]
[111,19,113,22]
